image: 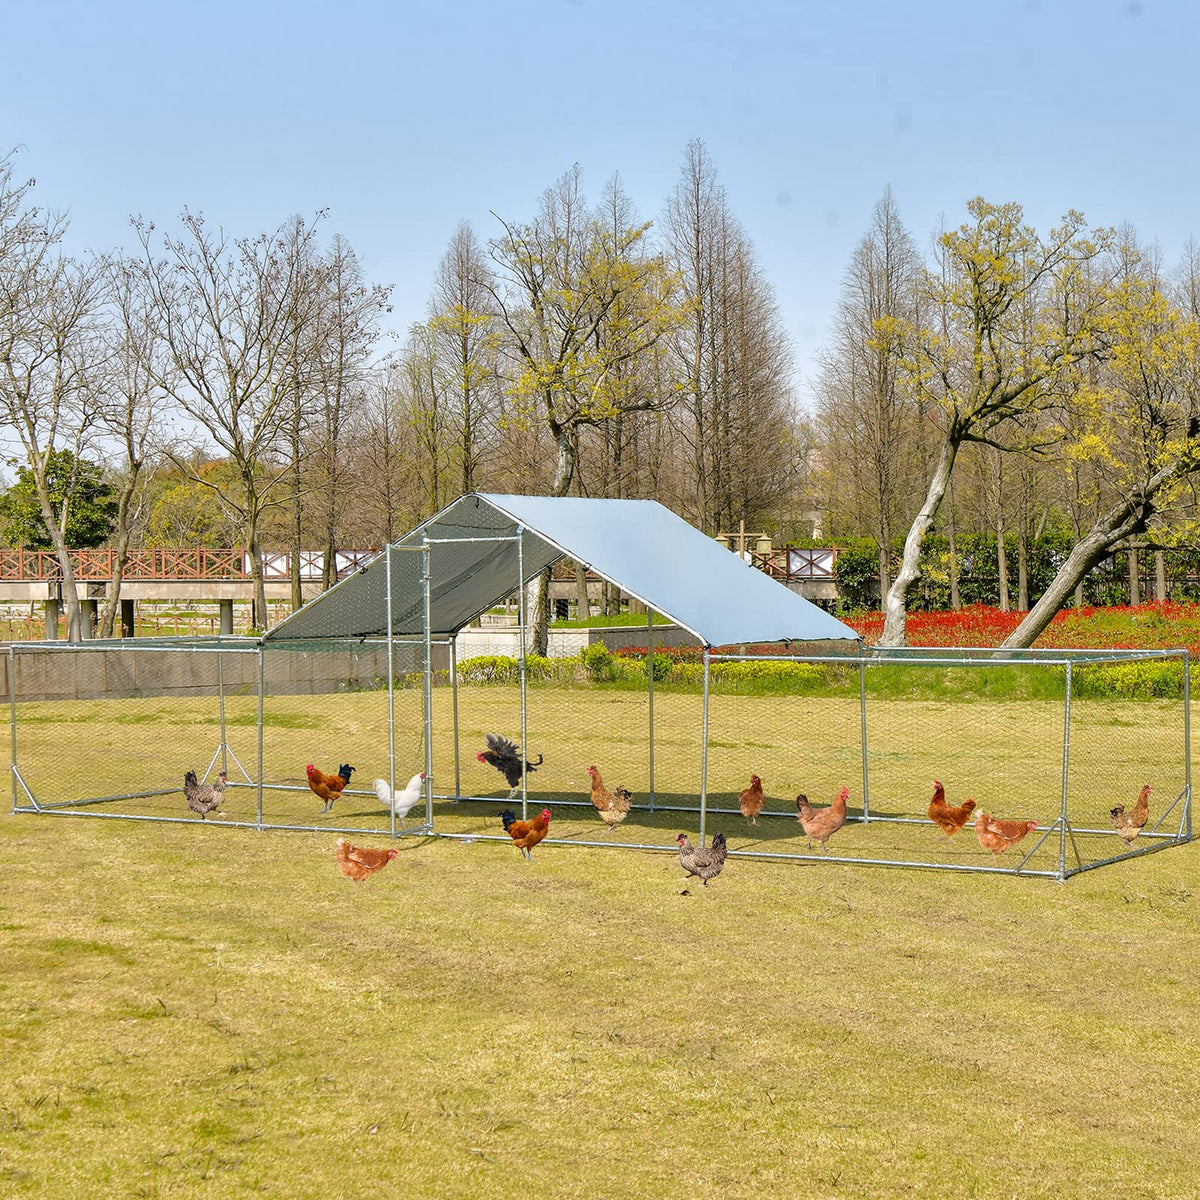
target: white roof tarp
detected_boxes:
[264,492,859,647]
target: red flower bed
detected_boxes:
[617,603,1200,658]
[844,602,1200,656]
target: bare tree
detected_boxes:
[428,221,499,497]
[94,256,166,636]
[663,141,797,536]
[134,209,324,628]
[0,153,108,639]
[817,186,921,596]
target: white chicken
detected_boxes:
[374,771,426,827]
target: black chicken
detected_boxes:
[477,733,543,799]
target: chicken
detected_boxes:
[675,832,728,886]
[586,765,633,834]
[335,838,398,885]
[974,811,1038,858]
[501,808,552,860]
[477,733,543,799]
[183,769,228,819]
[927,779,976,836]
[306,762,356,813]
[1111,784,1152,846]
[374,771,426,827]
[796,786,850,852]
[739,774,765,825]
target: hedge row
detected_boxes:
[374,651,1189,701]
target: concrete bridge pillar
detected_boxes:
[120,598,135,638]
[219,599,234,636]
[45,598,60,640]
[79,599,98,640]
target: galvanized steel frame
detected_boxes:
[8,542,1192,880]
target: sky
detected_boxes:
[5,0,1199,413]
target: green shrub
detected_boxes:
[581,643,614,682]
[456,654,560,684]
[645,652,673,683]
[1073,661,1185,699]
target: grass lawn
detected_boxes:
[2,685,1198,1197]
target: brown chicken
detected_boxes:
[586,765,632,834]
[307,762,356,813]
[974,811,1038,858]
[1111,784,1152,845]
[796,786,849,852]
[501,807,552,860]
[739,774,765,825]
[928,779,976,836]
[335,838,398,885]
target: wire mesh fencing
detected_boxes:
[8,638,1191,879]
[6,638,437,838]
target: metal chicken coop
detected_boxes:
[7,494,1192,880]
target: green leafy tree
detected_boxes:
[879,199,1113,646]
[0,450,117,548]
[1003,249,1200,647]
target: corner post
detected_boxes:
[217,651,228,774]
[516,527,528,821]
[699,646,711,847]
[9,646,16,814]
[256,643,265,831]
[450,633,461,801]
[647,608,655,812]
[1185,650,1192,840]
[422,538,434,830]
[386,542,396,838]
[859,654,869,822]
[1059,661,1072,880]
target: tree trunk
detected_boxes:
[574,562,590,621]
[1017,524,1029,612]
[290,396,304,612]
[529,425,575,655]
[32,475,83,640]
[947,479,960,611]
[1128,546,1140,606]
[1001,475,1179,648]
[98,469,141,638]
[880,436,959,646]
[1155,550,1167,603]
[997,519,1010,613]
[877,516,891,603]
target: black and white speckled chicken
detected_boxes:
[675,832,728,886]
[183,769,228,819]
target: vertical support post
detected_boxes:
[386,544,396,838]
[9,647,17,814]
[120,598,135,638]
[1059,661,1072,880]
[1180,652,1190,840]
[647,608,655,812]
[859,656,870,822]
[256,643,265,831]
[44,598,60,641]
[450,633,461,801]
[517,527,528,821]
[699,647,711,847]
[217,651,228,774]
[422,539,434,830]
[219,598,234,636]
